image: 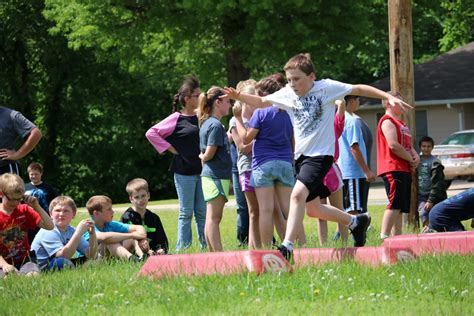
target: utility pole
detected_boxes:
[388,0,418,229]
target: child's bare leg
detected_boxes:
[306,198,327,245]
[329,189,348,243]
[381,208,400,238]
[122,239,144,257]
[304,197,351,224]
[283,181,310,243]
[273,197,286,242]
[245,191,261,249]
[276,184,307,245]
[107,243,133,259]
[391,211,403,235]
[317,219,328,246]
[255,186,275,247]
[205,195,225,252]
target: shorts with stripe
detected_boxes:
[0,161,20,175]
[201,176,230,202]
[381,171,411,213]
[343,178,370,213]
[319,163,344,200]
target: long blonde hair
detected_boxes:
[198,86,224,126]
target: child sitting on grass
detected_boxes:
[31,196,98,271]
[85,195,148,262]
[121,178,169,255]
[0,173,53,277]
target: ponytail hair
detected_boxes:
[198,86,224,126]
[171,75,200,113]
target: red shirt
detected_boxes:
[0,204,41,266]
[377,114,412,175]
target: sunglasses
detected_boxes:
[3,193,23,202]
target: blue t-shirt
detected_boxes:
[199,116,232,179]
[248,107,294,168]
[338,114,367,179]
[83,220,130,241]
[429,188,474,229]
[31,225,89,262]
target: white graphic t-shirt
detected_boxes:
[264,79,352,159]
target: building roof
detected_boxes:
[361,42,474,106]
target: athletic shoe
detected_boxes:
[277,244,293,262]
[332,231,341,241]
[350,213,371,247]
[128,255,141,263]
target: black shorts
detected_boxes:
[0,161,20,175]
[382,171,411,213]
[295,155,333,202]
[343,178,370,213]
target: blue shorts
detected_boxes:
[251,160,295,188]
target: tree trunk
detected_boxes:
[221,13,250,87]
[388,0,418,229]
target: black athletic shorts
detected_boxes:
[381,171,411,213]
[295,155,333,202]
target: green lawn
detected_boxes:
[1,204,473,315]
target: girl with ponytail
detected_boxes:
[198,86,232,252]
[146,75,207,252]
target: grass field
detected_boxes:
[1,203,473,315]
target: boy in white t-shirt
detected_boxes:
[224,53,412,260]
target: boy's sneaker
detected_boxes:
[350,213,371,247]
[332,231,341,241]
[277,244,293,263]
[128,255,141,263]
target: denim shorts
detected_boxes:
[251,160,295,188]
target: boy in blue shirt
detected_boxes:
[85,195,148,261]
[31,196,98,270]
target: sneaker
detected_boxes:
[332,231,341,241]
[350,213,371,247]
[128,255,141,263]
[277,244,293,262]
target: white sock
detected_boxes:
[282,240,293,251]
[347,215,357,230]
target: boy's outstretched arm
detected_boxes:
[351,84,413,111]
[224,87,272,108]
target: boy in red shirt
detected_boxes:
[377,92,419,239]
[0,173,53,277]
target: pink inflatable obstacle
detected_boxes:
[382,231,474,256]
[139,250,292,279]
[294,246,415,268]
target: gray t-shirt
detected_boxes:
[199,116,232,179]
[228,117,252,174]
[0,107,36,148]
[417,155,439,196]
[0,107,36,166]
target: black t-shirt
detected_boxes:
[165,115,202,175]
[120,207,169,253]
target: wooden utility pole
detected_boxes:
[388,0,418,228]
